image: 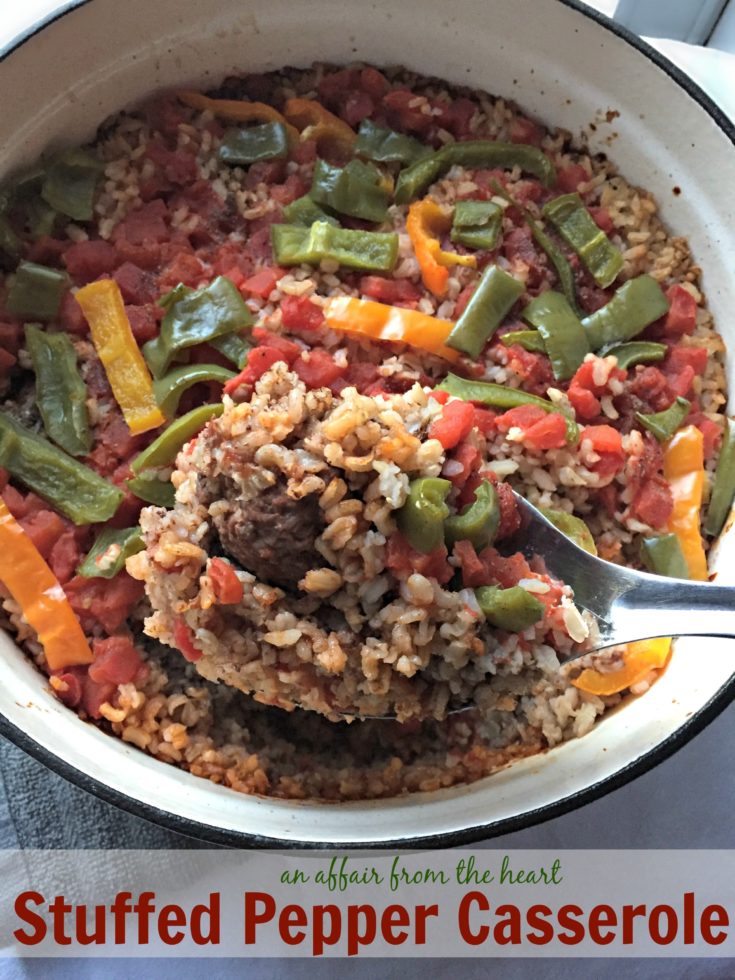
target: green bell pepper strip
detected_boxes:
[77,526,144,579]
[271,222,399,272]
[0,413,122,525]
[126,474,175,508]
[395,140,556,204]
[143,277,254,379]
[355,119,432,166]
[450,200,502,250]
[25,323,91,457]
[281,195,339,227]
[41,148,103,222]
[598,340,667,371]
[582,275,670,351]
[542,193,623,288]
[396,477,451,554]
[218,122,289,165]
[131,403,224,475]
[499,329,546,354]
[474,585,545,632]
[25,198,58,240]
[6,262,68,320]
[446,265,524,359]
[444,480,500,550]
[635,396,691,443]
[153,364,236,419]
[209,333,252,370]
[436,373,579,443]
[539,507,597,555]
[705,417,735,537]
[640,533,689,579]
[489,178,579,313]
[310,159,390,223]
[0,216,21,263]
[522,290,589,381]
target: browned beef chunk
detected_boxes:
[213,480,324,590]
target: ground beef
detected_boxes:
[213,479,324,590]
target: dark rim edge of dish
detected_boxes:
[0,0,733,849]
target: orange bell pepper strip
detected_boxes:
[283,97,357,156]
[75,280,166,436]
[663,424,708,581]
[573,637,671,697]
[406,199,477,300]
[0,497,93,670]
[177,91,299,144]
[322,296,460,363]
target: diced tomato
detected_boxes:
[125,304,159,344]
[523,413,567,451]
[223,347,283,394]
[252,327,302,364]
[209,557,244,605]
[113,262,158,304]
[428,389,450,405]
[360,66,390,99]
[52,670,83,708]
[454,540,489,588]
[509,116,542,146]
[26,236,66,265]
[112,200,169,245]
[556,164,588,193]
[496,404,547,432]
[342,90,374,127]
[359,276,421,308]
[664,284,697,336]
[687,412,722,460]
[385,532,453,584]
[567,384,600,420]
[589,206,614,234]
[19,510,66,560]
[318,67,363,105]
[65,573,144,633]
[472,407,497,436]
[495,481,522,539]
[1,485,29,519]
[269,174,308,206]
[568,358,626,421]
[158,251,204,291]
[293,349,345,389]
[63,240,118,284]
[454,284,476,319]
[503,345,554,396]
[114,238,162,271]
[581,424,625,479]
[429,400,476,450]
[343,362,382,394]
[290,140,318,165]
[382,89,433,134]
[280,294,325,332]
[89,636,144,685]
[80,674,116,719]
[49,530,82,584]
[666,345,708,378]
[445,442,481,489]
[443,97,477,139]
[58,292,88,335]
[480,547,532,588]
[632,476,673,529]
[242,266,285,299]
[0,322,22,355]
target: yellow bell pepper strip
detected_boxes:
[75,280,166,437]
[322,296,460,363]
[177,91,299,143]
[406,199,477,299]
[0,496,93,670]
[663,424,708,581]
[283,97,357,156]
[573,637,672,696]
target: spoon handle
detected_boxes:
[600,574,735,647]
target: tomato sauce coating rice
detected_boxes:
[0,63,726,800]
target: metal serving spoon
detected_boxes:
[337,493,734,721]
[506,492,735,659]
